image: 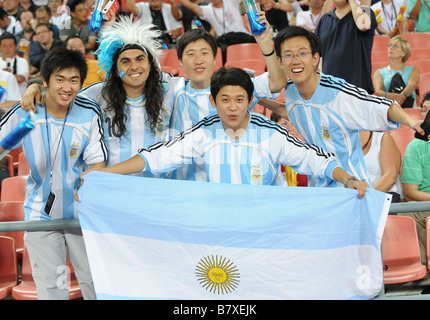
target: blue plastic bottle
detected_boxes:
[89,0,104,32]
[244,0,266,35]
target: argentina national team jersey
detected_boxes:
[167,72,281,182]
[79,80,178,178]
[139,113,339,186]
[284,73,400,188]
[0,96,107,221]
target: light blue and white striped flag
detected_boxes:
[78,171,391,300]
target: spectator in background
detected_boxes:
[0,6,23,36]
[0,69,21,108]
[31,5,61,39]
[315,0,377,94]
[179,0,256,63]
[359,130,403,202]
[0,32,29,95]
[60,0,97,53]
[296,0,324,32]
[258,0,291,33]
[19,0,38,14]
[48,0,70,28]
[175,0,212,32]
[399,91,430,266]
[26,22,63,82]
[372,36,419,108]
[2,0,22,20]
[371,0,409,37]
[15,9,35,54]
[408,0,430,32]
[64,35,105,87]
[127,0,183,49]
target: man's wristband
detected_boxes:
[402,91,407,97]
[343,176,358,188]
[262,49,275,57]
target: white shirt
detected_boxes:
[371,0,409,34]
[0,55,29,95]
[0,69,21,103]
[199,0,249,36]
[135,2,183,31]
[296,10,322,30]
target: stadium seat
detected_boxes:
[8,147,23,174]
[382,215,427,284]
[389,127,416,157]
[224,59,266,76]
[0,201,25,257]
[408,48,430,63]
[418,72,430,104]
[408,59,430,75]
[0,236,18,300]
[12,246,83,300]
[159,49,180,76]
[17,152,29,176]
[400,32,430,50]
[226,43,266,65]
[1,176,27,202]
[372,36,390,52]
[4,154,14,177]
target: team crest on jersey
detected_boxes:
[321,126,332,141]
[250,164,263,184]
[68,143,81,159]
[155,117,167,135]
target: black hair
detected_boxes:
[210,67,253,103]
[274,26,321,58]
[176,29,218,60]
[101,46,165,138]
[40,46,88,86]
[67,0,85,12]
[423,91,430,105]
[64,34,84,47]
[36,5,52,16]
[0,32,16,45]
[0,7,8,20]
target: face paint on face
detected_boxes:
[119,69,126,80]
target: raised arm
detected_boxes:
[254,11,287,92]
[387,102,426,136]
[127,0,140,16]
[178,0,204,17]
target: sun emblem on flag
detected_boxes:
[195,255,240,294]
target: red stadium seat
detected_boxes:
[408,48,430,63]
[4,154,14,177]
[0,201,25,257]
[8,146,23,175]
[372,36,390,52]
[389,127,416,157]
[382,215,427,284]
[407,59,430,74]
[226,43,266,65]
[12,246,83,300]
[159,49,180,76]
[418,72,430,104]
[0,236,18,300]
[1,176,27,202]
[400,32,430,50]
[17,152,29,176]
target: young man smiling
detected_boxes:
[0,46,107,299]
[270,26,426,188]
[81,67,368,198]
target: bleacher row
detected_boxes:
[1,32,430,299]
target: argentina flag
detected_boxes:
[78,171,391,300]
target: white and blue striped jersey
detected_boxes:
[0,96,107,221]
[167,72,281,181]
[138,112,340,186]
[284,73,400,187]
[79,78,182,177]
